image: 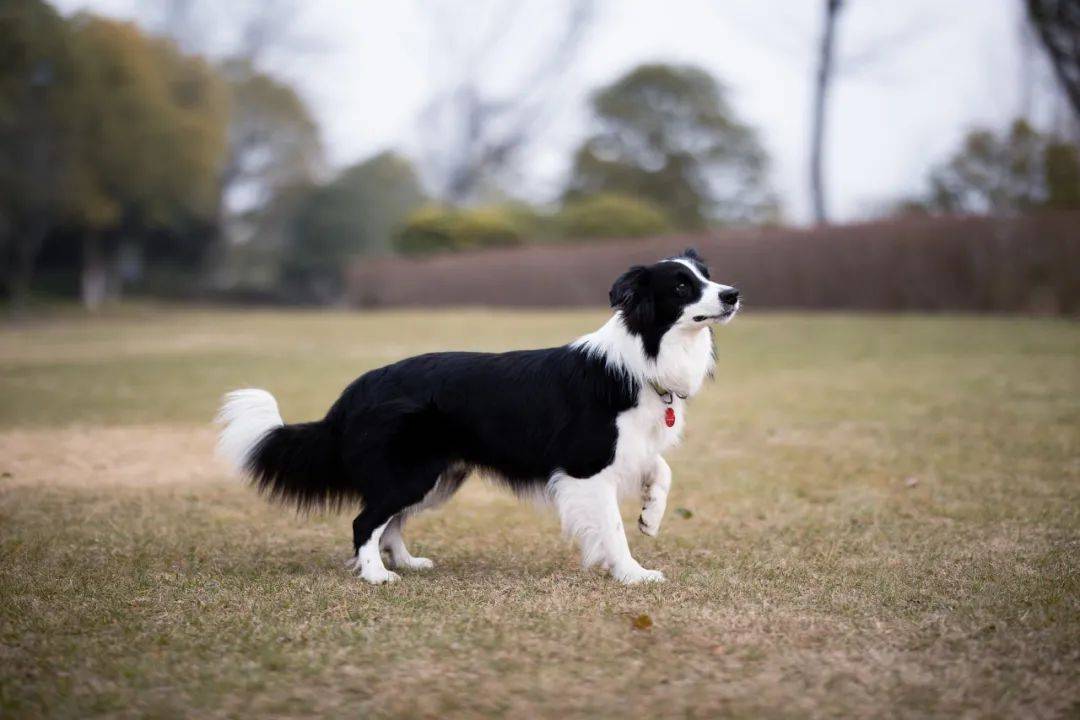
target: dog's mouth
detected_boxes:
[693,308,737,323]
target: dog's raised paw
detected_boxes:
[638,513,659,537]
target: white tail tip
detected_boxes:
[215,388,284,472]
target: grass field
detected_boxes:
[1,306,1078,718]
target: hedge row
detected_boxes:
[348,213,1080,314]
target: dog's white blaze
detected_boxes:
[670,256,707,279]
[671,256,735,298]
[215,388,284,472]
[671,257,739,328]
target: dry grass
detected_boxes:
[1,307,1078,718]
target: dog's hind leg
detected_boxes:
[348,457,448,584]
[378,464,468,571]
[638,455,672,537]
[379,514,434,571]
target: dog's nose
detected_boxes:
[719,288,740,305]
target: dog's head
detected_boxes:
[609,248,739,357]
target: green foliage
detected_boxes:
[0,0,80,308]
[67,15,228,229]
[282,152,425,300]
[1,4,229,306]
[392,193,673,256]
[493,201,551,242]
[1043,140,1080,209]
[557,193,670,239]
[395,205,526,255]
[0,5,335,306]
[565,63,776,229]
[0,0,77,226]
[908,119,1080,216]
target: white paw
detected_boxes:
[360,567,401,585]
[638,511,661,537]
[613,565,666,585]
[390,556,434,571]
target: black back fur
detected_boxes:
[246,346,637,550]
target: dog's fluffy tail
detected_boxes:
[215,388,355,511]
[216,389,284,470]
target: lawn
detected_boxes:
[1,307,1078,718]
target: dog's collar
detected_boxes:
[648,380,688,405]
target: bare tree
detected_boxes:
[809,0,843,225]
[153,0,322,293]
[155,0,306,64]
[417,0,595,204]
[155,0,321,205]
[1026,0,1080,122]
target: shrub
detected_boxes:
[557,194,671,239]
[395,205,526,255]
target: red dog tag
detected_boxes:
[664,408,676,427]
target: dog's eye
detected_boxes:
[674,281,690,297]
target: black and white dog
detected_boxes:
[217,249,739,584]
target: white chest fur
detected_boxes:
[609,389,685,497]
[654,325,715,397]
[573,312,714,497]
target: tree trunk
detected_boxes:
[810,0,843,225]
[1026,0,1080,123]
[9,239,37,317]
[7,222,47,319]
[81,233,108,311]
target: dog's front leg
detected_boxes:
[638,455,672,537]
[551,473,665,584]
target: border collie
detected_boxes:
[216,249,739,585]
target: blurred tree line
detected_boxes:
[898,119,1079,216]
[2,0,1078,311]
[0,0,778,310]
[1,0,226,312]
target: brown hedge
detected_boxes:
[346,213,1080,314]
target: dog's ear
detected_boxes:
[609,265,647,308]
[609,265,654,329]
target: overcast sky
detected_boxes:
[53,0,1067,224]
